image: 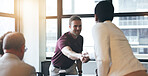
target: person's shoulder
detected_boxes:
[19,61,36,73]
[63,32,70,36]
[15,61,36,75]
[79,35,83,39]
[98,22,107,27]
[59,32,70,39]
[93,22,107,31]
[20,61,35,69]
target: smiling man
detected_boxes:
[49,15,90,76]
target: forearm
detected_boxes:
[76,60,82,71]
[76,60,82,74]
[62,46,82,60]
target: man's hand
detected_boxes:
[80,52,90,63]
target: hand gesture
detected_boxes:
[80,52,90,63]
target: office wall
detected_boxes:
[19,0,46,72]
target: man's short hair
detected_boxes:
[69,15,81,25]
[3,32,25,50]
[95,1,114,22]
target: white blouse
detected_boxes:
[92,21,146,76]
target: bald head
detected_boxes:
[3,32,25,50]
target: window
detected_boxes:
[113,16,148,57]
[46,19,57,57]
[46,0,57,16]
[0,17,15,36]
[46,0,59,58]
[0,0,18,37]
[46,0,148,59]
[113,0,148,13]
[63,0,100,15]
[112,0,148,59]
[0,0,14,14]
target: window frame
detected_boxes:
[0,0,20,32]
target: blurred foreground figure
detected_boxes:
[93,1,147,76]
[0,32,36,76]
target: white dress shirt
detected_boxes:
[92,21,146,76]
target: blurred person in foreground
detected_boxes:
[49,15,90,76]
[0,32,36,76]
[93,1,147,76]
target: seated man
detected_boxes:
[0,32,36,76]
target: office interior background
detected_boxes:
[0,0,148,74]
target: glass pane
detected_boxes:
[0,17,15,37]
[46,0,57,16]
[113,16,148,59]
[113,0,148,13]
[62,18,69,35]
[0,0,14,14]
[46,19,57,57]
[63,0,103,15]
[62,17,96,59]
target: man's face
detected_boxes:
[69,20,82,36]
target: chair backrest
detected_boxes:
[41,61,51,76]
